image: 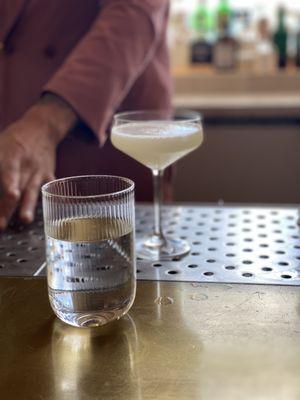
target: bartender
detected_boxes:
[0,0,172,230]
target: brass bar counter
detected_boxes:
[0,277,299,399]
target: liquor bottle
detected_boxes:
[213,0,237,70]
[169,12,190,69]
[255,18,277,74]
[295,16,300,67]
[216,0,231,34]
[273,7,288,69]
[190,0,212,64]
[236,11,256,71]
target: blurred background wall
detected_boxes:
[169,0,300,204]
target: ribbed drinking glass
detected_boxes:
[42,175,135,328]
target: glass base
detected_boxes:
[136,235,190,261]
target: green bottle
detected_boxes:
[191,0,209,35]
[217,0,232,35]
[273,7,288,68]
[190,0,212,64]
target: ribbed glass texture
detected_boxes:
[42,175,135,328]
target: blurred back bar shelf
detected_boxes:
[172,65,300,117]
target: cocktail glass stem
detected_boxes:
[152,169,166,246]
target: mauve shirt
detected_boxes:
[0,0,172,201]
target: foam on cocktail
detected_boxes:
[111,122,203,170]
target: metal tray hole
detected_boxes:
[153,263,162,268]
[6,252,16,257]
[258,234,267,238]
[180,236,187,240]
[225,266,235,270]
[257,224,266,229]
[208,248,217,251]
[195,232,203,236]
[203,271,214,276]
[242,272,253,277]
[288,226,296,230]
[273,230,282,234]
[243,260,253,265]
[3,235,13,240]
[227,232,236,237]
[243,248,253,252]
[242,228,251,232]
[197,222,205,227]
[257,215,266,219]
[262,267,272,272]
[193,241,201,245]
[275,239,284,243]
[291,235,299,239]
[243,219,251,224]
[167,230,174,235]
[271,211,278,215]
[278,262,289,266]
[17,240,28,246]
[260,244,268,248]
[206,259,216,263]
[211,227,219,232]
[226,242,235,246]
[209,237,218,241]
[191,252,200,256]
[275,250,285,254]
[229,214,237,219]
[167,270,179,275]
[226,253,236,257]
[272,220,280,224]
[228,223,236,228]
[17,259,27,263]
[243,210,251,215]
[281,274,292,279]
[294,245,300,249]
[259,255,269,259]
[188,264,198,269]
[181,226,188,230]
[244,238,253,242]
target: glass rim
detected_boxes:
[114,109,202,124]
[41,175,135,200]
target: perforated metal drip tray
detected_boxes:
[0,204,299,285]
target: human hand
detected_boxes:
[0,96,76,229]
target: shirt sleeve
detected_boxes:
[44,0,169,145]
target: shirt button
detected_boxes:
[44,45,56,58]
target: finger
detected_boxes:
[19,174,42,223]
[0,161,21,200]
[0,162,21,229]
[19,169,32,192]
